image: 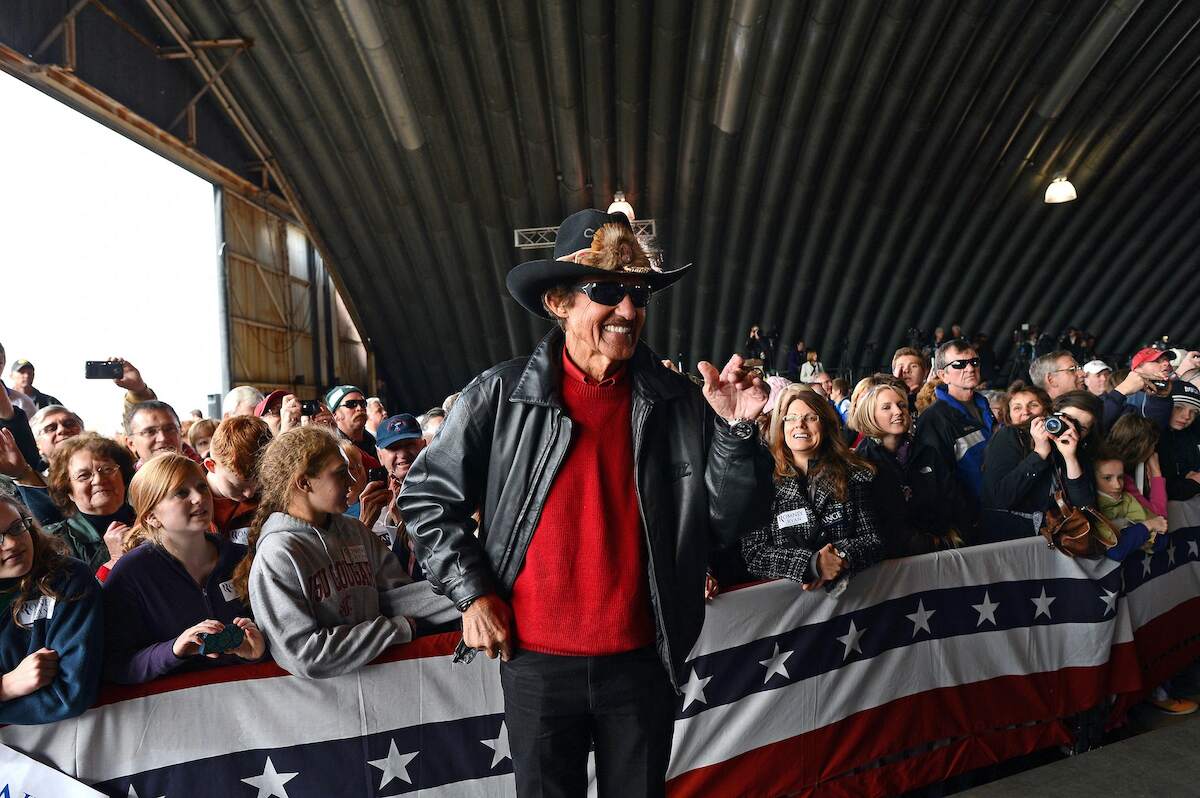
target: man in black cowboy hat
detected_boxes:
[399,208,771,795]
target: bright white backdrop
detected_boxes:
[0,70,222,434]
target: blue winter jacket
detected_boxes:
[0,557,103,724]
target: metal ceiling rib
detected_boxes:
[4,0,1200,407]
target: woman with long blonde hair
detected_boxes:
[234,427,455,679]
[0,495,102,723]
[852,383,967,556]
[102,453,264,684]
[742,385,883,590]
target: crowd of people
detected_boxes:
[0,208,1198,793]
[0,343,461,724]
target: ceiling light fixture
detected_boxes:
[1044,176,1077,204]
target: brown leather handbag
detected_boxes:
[1040,467,1118,558]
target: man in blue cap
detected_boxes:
[400,208,772,795]
[375,413,427,577]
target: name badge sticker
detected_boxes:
[16,596,56,625]
[229,528,250,544]
[777,508,808,528]
[218,580,239,603]
[345,545,369,563]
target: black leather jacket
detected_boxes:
[398,328,773,687]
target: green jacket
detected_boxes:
[45,514,107,572]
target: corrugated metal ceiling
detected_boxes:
[5,0,1200,408]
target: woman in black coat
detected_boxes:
[741,385,884,590]
[851,382,969,556]
[981,390,1102,542]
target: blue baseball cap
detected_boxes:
[375,414,423,449]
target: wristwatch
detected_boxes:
[725,418,756,440]
[456,596,478,613]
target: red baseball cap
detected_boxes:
[1130,347,1175,370]
[254,390,287,417]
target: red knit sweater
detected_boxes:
[508,351,655,655]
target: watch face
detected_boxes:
[730,420,755,439]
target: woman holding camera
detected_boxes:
[102,454,265,684]
[981,390,1102,542]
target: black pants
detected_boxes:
[499,646,676,798]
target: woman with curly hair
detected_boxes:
[742,384,883,590]
[44,434,135,579]
[0,495,102,724]
[232,427,455,679]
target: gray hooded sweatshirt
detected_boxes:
[249,511,457,679]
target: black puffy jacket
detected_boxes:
[398,328,773,687]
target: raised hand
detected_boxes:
[0,428,32,480]
[110,358,148,395]
[696,354,768,422]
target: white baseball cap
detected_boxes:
[1081,359,1111,375]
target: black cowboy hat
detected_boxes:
[506,209,691,318]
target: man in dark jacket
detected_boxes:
[399,209,771,796]
[9,360,62,410]
[915,339,996,521]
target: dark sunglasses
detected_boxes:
[946,358,980,370]
[576,282,652,308]
[341,400,367,410]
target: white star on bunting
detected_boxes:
[1168,545,1177,566]
[126,787,166,798]
[972,591,1000,627]
[241,757,298,798]
[906,599,936,638]
[1143,554,1154,577]
[368,739,419,789]
[837,620,867,661]
[1189,540,1198,559]
[1100,589,1118,616]
[759,642,793,683]
[1031,587,1056,620]
[682,668,713,710]
[481,722,511,769]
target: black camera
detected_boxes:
[1044,413,1076,437]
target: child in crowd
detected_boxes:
[233,427,456,679]
[1093,450,1195,715]
[830,378,851,424]
[0,495,102,724]
[204,416,273,542]
[103,454,265,684]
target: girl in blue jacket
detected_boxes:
[0,495,102,724]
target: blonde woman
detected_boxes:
[0,495,102,724]
[852,383,967,556]
[233,427,455,679]
[741,385,883,590]
[102,454,264,684]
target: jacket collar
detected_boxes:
[509,327,690,408]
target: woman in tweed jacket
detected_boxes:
[741,384,884,589]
